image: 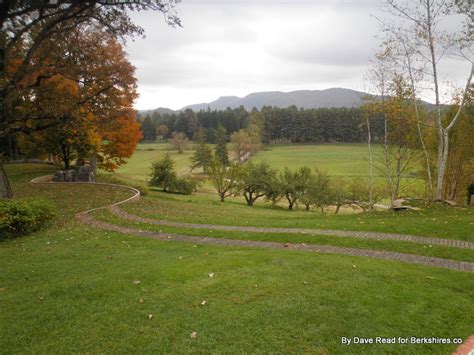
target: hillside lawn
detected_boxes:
[111,142,425,197]
[1,163,473,353]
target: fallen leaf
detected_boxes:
[133,280,141,285]
[178,256,183,260]
[148,314,153,320]
[352,265,357,268]
[190,331,197,339]
[139,298,144,304]
[208,273,214,278]
[201,300,207,306]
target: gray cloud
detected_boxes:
[125,0,470,110]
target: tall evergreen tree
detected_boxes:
[141,115,157,141]
[214,125,229,166]
[190,129,213,171]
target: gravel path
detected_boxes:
[78,211,474,273]
[110,206,474,250]
[31,175,474,273]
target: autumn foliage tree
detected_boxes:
[14,25,142,171]
[0,0,180,198]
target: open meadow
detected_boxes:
[112,142,424,197]
[1,160,473,353]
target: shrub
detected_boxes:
[0,199,55,239]
[168,176,199,195]
[149,154,177,192]
[149,155,198,195]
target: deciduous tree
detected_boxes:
[170,131,189,153]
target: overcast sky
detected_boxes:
[126,0,471,111]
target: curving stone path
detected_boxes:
[78,212,474,273]
[31,175,474,273]
[109,205,474,250]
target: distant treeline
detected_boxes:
[138,106,384,143]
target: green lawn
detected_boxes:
[111,142,425,197]
[109,141,198,185]
[93,208,474,262]
[252,144,375,176]
[120,191,474,242]
[1,164,473,353]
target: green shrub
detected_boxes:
[149,154,177,192]
[149,155,198,195]
[168,176,199,195]
[0,199,55,239]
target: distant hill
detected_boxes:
[138,88,388,116]
[182,88,373,111]
[138,107,176,116]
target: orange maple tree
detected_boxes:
[16,24,142,171]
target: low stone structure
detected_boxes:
[52,165,95,183]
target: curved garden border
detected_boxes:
[30,175,474,273]
[109,205,474,250]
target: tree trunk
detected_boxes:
[0,162,13,199]
[366,114,373,208]
[61,144,70,170]
[403,45,434,199]
[436,129,449,200]
[7,134,13,161]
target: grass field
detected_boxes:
[109,142,197,185]
[112,142,425,197]
[252,144,374,176]
[1,159,472,353]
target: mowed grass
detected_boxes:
[121,191,474,242]
[93,208,474,262]
[110,142,197,185]
[111,142,425,197]
[1,164,473,353]
[252,144,375,176]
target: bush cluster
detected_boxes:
[149,154,198,195]
[0,198,55,239]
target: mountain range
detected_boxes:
[139,88,376,115]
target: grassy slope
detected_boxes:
[92,208,474,262]
[1,164,473,353]
[121,192,474,242]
